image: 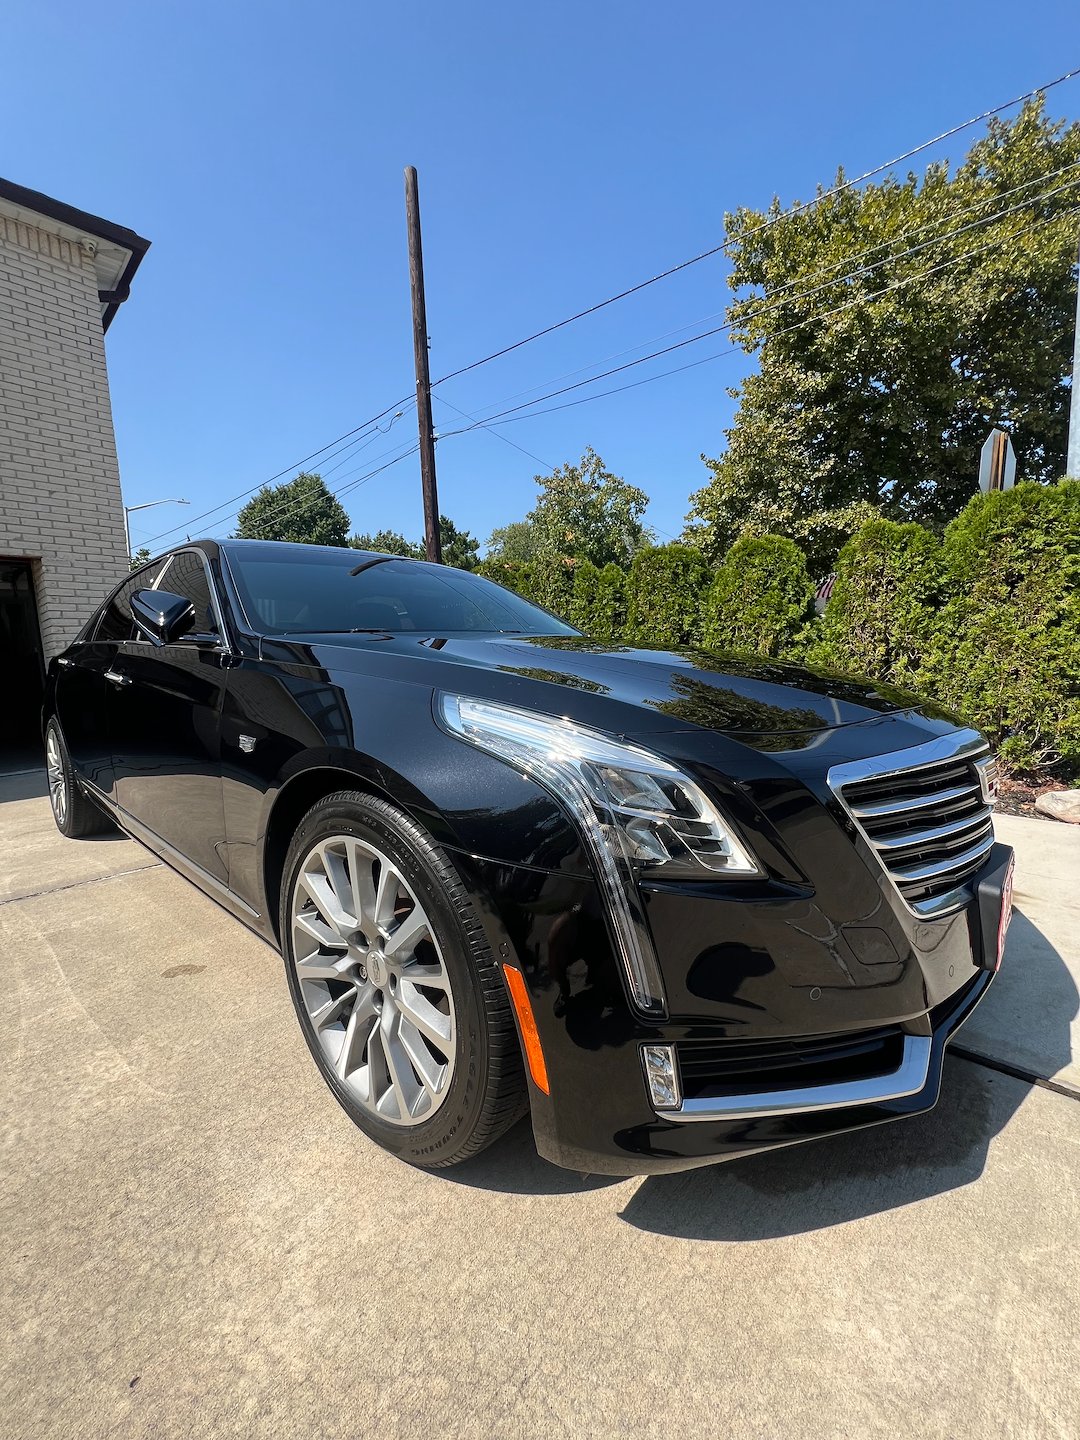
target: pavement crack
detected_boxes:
[950,1043,1080,1102]
[0,862,164,908]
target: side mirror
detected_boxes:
[130,589,196,646]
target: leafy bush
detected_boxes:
[919,480,1080,771]
[701,535,814,657]
[570,561,626,640]
[476,557,539,602]
[476,556,575,620]
[626,544,712,647]
[811,520,942,685]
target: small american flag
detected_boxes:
[814,573,837,613]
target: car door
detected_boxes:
[56,560,165,802]
[107,548,231,886]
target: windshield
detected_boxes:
[226,549,577,638]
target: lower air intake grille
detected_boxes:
[676,1026,904,1102]
[830,730,995,916]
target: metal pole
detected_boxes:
[124,507,131,559]
[404,166,442,563]
[1068,236,1080,479]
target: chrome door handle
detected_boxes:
[104,669,131,687]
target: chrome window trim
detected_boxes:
[827,728,992,919]
[653,1033,933,1122]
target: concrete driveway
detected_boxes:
[2,773,1077,1440]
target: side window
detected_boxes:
[157,550,218,637]
[94,563,160,642]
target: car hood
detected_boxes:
[278,632,955,738]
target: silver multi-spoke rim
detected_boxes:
[46,729,67,827]
[290,834,456,1126]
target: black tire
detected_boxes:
[280,790,527,1168]
[45,718,112,838]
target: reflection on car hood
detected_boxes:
[283,632,955,736]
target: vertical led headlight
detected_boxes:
[437,694,761,1018]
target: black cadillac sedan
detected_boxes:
[43,539,1014,1175]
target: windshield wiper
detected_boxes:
[348,554,405,577]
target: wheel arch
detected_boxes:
[262,763,400,945]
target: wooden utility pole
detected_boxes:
[404,166,442,562]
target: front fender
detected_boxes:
[219,660,589,924]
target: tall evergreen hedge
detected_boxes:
[570,560,626,640]
[701,535,814,657]
[626,544,711,647]
[919,481,1080,770]
[810,520,942,686]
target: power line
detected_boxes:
[198,442,423,545]
[433,394,556,471]
[440,204,1080,435]
[443,159,1080,420]
[141,395,415,549]
[430,65,1080,389]
[437,183,1080,436]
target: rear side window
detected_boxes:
[157,550,218,635]
[94,562,161,642]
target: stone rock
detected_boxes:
[1034,790,1080,823]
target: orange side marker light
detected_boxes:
[502,963,550,1095]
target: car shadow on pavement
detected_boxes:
[0,769,50,802]
[450,910,1075,1225]
[0,769,126,839]
[619,910,1075,1241]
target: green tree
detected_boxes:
[235,472,350,547]
[349,528,423,557]
[130,547,152,571]
[438,515,480,571]
[686,98,1080,568]
[503,448,651,570]
[810,520,943,685]
[485,520,538,564]
[350,516,479,569]
[702,535,814,657]
[626,544,711,647]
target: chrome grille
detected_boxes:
[829,730,995,917]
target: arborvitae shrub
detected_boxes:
[811,520,942,685]
[919,480,1080,771]
[626,544,712,647]
[701,535,814,657]
[570,560,626,640]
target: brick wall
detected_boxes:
[0,214,128,658]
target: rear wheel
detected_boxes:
[45,719,111,838]
[280,790,527,1167]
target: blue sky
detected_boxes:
[4,1,1078,552]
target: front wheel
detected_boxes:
[280,790,527,1168]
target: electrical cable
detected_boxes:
[430,66,1080,388]
[443,159,1080,418]
[437,188,1080,435]
[442,204,1080,433]
[140,396,415,549]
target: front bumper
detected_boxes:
[448,840,1013,1177]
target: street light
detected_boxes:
[124,498,190,558]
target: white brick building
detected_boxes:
[0,177,149,760]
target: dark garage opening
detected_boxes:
[0,559,46,771]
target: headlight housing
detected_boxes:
[437,694,762,1017]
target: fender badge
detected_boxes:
[239,734,257,754]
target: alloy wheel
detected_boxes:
[290,835,457,1126]
[46,729,67,828]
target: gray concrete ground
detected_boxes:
[1,774,1077,1440]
